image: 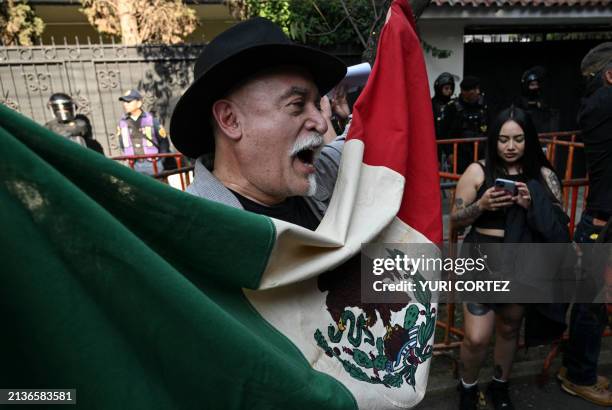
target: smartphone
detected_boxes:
[494,178,518,196]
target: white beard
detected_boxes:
[306,173,317,197]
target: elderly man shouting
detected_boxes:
[170,18,347,230]
[167,6,442,409]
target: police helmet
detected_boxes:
[48,92,75,122]
[434,72,455,95]
[521,66,546,93]
[522,72,539,84]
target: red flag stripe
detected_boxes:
[347,0,443,243]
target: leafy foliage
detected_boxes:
[0,0,44,46]
[80,0,198,45]
[226,0,449,61]
[227,0,387,50]
[227,0,291,35]
[421,39,452,58]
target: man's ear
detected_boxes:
[604,69,612,86]
[212,100,241,141]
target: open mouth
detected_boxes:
[296,148,316,166]
[290,135,324,171]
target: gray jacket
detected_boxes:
[186,136,344,219]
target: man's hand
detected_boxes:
[331,85,350,120]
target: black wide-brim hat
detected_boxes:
[170,17,347,159]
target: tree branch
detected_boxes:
[339,0,367,49]
[308,16,348,37]
[310,0,332,31]
[367,6,385,40]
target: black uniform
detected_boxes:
[516,67,559,133]
[561,84,612,392]
[432,95,451,136]
[431,73,457,171]
[431,72,455,138]
[517,97,559,134]
[577,85,612,220]
[439,95,488,173]
[45,117,89,147]
[45,93,104,154]
[44,115,104,154]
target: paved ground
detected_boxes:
[416,363,612,410]
[415,343,612,410]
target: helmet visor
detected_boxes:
[49,100,75,122]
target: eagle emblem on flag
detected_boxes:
[314,249,436,389]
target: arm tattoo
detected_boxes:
[451,198,482,227]
[544,169,563,203]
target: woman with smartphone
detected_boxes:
[450,106,565,410]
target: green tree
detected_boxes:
[226,0,436,63]
[227,0,291,34]
[80,0,198,45]
[0,0,45,46]
[227,0,381,49]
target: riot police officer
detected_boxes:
[45,93,92,148]
[516,66,559,133]
[432,72,457,170]
[432,72,456,136]
[439,75,488,173]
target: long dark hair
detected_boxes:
[485,106,557,184]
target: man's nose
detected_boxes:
[306,106,328,135]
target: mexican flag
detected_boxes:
[0,0,441,409]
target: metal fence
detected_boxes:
[0,38,205,156]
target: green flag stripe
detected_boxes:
[0,106,357,409]
[0,104,273,289]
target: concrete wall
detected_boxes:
[418,20,465,99]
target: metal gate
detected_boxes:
[0,38,204,156]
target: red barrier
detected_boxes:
[110,153,192,190]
